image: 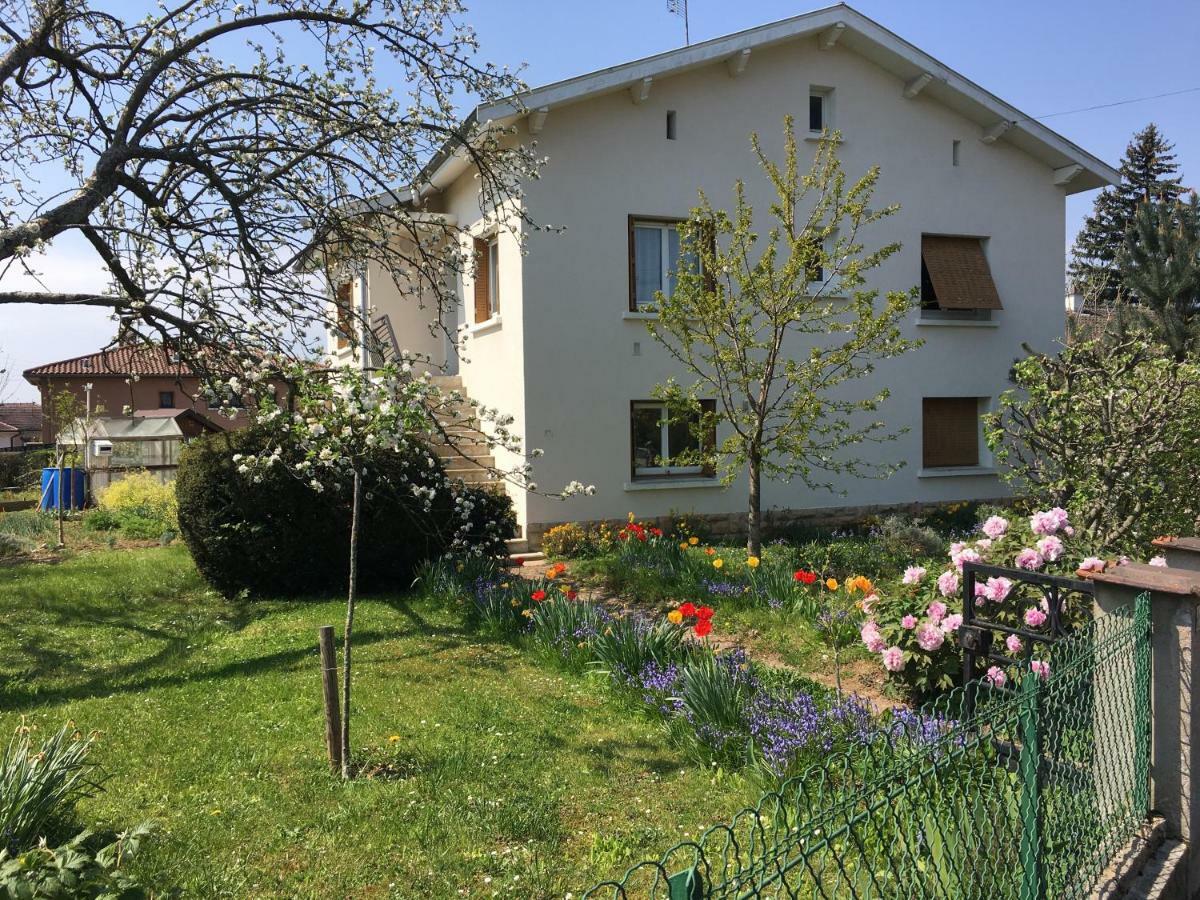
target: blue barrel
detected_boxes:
[39,467,86,510]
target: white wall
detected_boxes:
[509,37,1066,532]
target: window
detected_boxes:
[808,87,832,132]
[666,110,677,140]
[952,139,961,167]
[631,400,716,479]
[334,281,354,349]
[630,218,687,310]
[922,397,982,468]
[158,391,175,409]
[920,235,1002,316]
[473,236,500,323]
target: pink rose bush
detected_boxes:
[861,507,1095,696]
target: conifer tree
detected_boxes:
[1069,124,1183,306]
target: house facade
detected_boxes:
[0,403,42,448]
[23,345,247,442]
[333,6,1117,548]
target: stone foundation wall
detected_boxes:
[525,496,1010,550]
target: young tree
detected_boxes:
[0,0,536,372]
[647,119,920,556]
[1112,193,1200,359]
[1069,124,1184,307]
[985,336,1200,553]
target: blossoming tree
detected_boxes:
[646,118,920,556]
[238,362,592,777]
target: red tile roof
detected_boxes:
[0,403,42,432]
[23,345,196,380]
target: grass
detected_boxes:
[0,547,756,898]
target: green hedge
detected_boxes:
[175,428,514,598]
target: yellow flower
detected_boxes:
[688,536,700,546]
[747,556,760,568]
[388,735,401,743]
[713,558,724,569]
[510,599,520,607]
[680,542,689,551]
[521,609,533,618]
[846,575,874,595]
[825,577,839,591]
[667,609,684,624]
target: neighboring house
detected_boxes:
[0,403,43,448]
[23,345,248,442]
[332,5,1118,548]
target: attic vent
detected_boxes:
[666,110,677,140]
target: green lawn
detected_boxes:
[0,547,754,898]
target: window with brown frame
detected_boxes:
[922,397,982,469]
[335,281,354,349]
[630,399,716,479]
[474,236,499,323]
[920,235,1002,313]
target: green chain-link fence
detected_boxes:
[582,593,1151,899]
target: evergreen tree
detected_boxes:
[1069,124,1183,306]
[1114,193,1200,359]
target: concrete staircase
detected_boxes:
[428,375,498,488]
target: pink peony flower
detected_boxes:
[1036,535,1065,562]
[975,538,993,552]
[1030,507,1070,536]
[954,548,982,571]
[1117,555,1131,566]
[1031,660,1050,680]
[982,515,1009,540]
[1078,556,1105,573]
[1005,634,1023,654]
[937,570,960,598]
[882,646,905,672]
[986,666,1007,687]
[1149,555,1168,567]
[926,601,947,623]
[860,593,878,615]
[1024,607,1048,628]
[902,565,927,585]
[940,613,963,634]
[1015,548,1044,571]
[1063,525,1075,537]
[901,615,917,629]
[861,621,886,653]
[916,624,945,651]
[985,577,1013,603]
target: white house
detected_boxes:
[330,5,1117,549]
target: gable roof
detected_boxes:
[0,421,17,433]
[23,345,195,381]
[0,403,42,433]
[423,4,1116,196]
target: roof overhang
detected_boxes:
[452,4,1116,195]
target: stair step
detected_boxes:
[509,551,546,565]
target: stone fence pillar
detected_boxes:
[1087,561,1200,898]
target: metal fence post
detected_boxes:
[1133,591,1151,815]
[1018,672,1044,900]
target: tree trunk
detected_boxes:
[747,452,762,557]
[340,468,363,779]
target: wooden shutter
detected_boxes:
[922,397,980,468]
[920,236,1002,310]
[473,237,490,323]
[700,399,717,476]
[335,282,353,349]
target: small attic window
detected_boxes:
[666,110,677,140]
[952,140,961,167]
[809,87,833,132]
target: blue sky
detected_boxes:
[3,0,1197,401]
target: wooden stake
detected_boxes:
[318,625,342,774]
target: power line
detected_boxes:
[1015,86,1200,124]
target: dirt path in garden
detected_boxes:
[509,558,898,710]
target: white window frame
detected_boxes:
[487,237,500,317]
[808,86,834,134]
[632,220,682,310]
[631,401,703,477]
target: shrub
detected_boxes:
[0,725,102,854]
[540,523,592,559]
[81,508,121,532]
[0,511,54,541]
[176,427,515,598]
[0,450,54,494]
[986,336,1200,553]
[97,472,177,528]
[0,824,152,899]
